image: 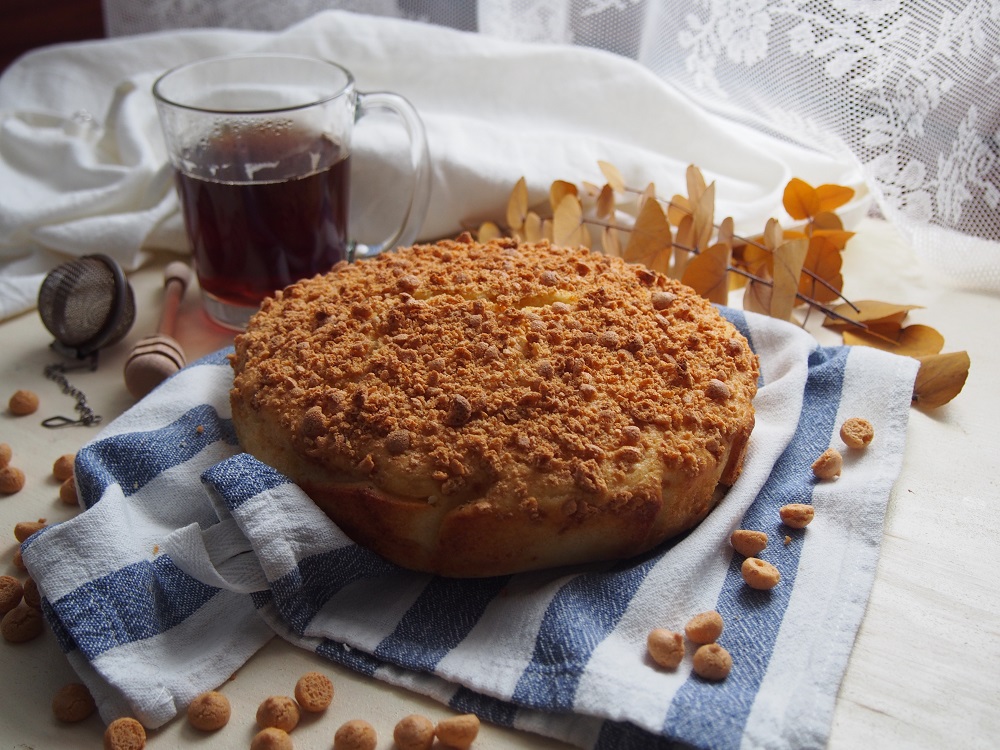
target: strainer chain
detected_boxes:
[42,363,103,428]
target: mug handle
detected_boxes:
[351,91,432,260]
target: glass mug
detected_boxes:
[153,53,431,330]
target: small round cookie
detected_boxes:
[334,719,377,750]
[779,503,814,529]
[692,643,732,681]
[59,476,79,505]
[394,714,435,750]
[14,520,45,543]
[435,714,481,750]
[187,690,231,731]
[52,683,96,723]
[22,577,40,609]
[741,557,781,590]
[0,443,11,468]
[840,417,874,449]
[103,717,146,750]
[294,671,334,712]
[0,575,23,614]
[730,529,767,557]
[647,629,684,669]
[256,695,300,732]
[685,610,724,644]
[811,447,842,480]
[251,728,293,750]
[1,603,43,643]
[0,466,25,495]
[53,453,76,481]
[8,389,39,416]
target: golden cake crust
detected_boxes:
[229,237,759,577]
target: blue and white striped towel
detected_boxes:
[22,308,919,750]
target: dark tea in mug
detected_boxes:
[154,53,430,330]
[174,129,350,309]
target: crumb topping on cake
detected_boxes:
[230,236,758,519]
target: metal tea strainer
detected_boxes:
[36,254,136,427]
[38,254,136,359]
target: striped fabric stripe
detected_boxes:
[20,310,919,748]
[661,347,849,749]
[74,405,238,508]
[514,560,656,711]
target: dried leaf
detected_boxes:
[852,320,909,343]
[764,218,783,252]
[596,184,616,219]
[810,211,845,232]
[743,278,773,316]
[673,213,694,279]
[686,165,707,204]
[739,240,772,278]
[602,225,623,257]
[667,195,691,226]
[506,177,528,232]
[798,236,844,304]
[682,242,731,305]
[552,194,588,247]
[770,237,809,321]
[523,211,545,242]
[843,324,945,357]
[810,227,854,251]
[912,351,970,408]
[477,221,502,243]
[599,161,625,192]
[692,182,716,251]
[815,184,855,213]
[638,182,657,212]
[717,216,735,249]
[550,180,578,212]
[783,177,819,221]
[714,217,736,293]
[623,196,672,275]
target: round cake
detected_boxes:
[229,236,759,577]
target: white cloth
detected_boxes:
[0,10,870,320]
[21,308,920,749]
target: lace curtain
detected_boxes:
[102,0,1000,290]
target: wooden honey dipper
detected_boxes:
[123,261,192,399]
